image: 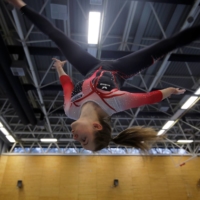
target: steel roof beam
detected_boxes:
[65,0,72,77]
[12,8,52,133]
[102,1,128,44]
[7,45,200,62]
[24,0,50,40]
[21,84,195,94]
[6,110,199,119]
[97,0,108,59]
[131,2,152,51]
[119,1,137,50]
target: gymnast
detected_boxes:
[8,0,200,152]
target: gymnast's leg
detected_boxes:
[112,25,200,77]
[10,1,100,76]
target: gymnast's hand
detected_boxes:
[171,88,186,95]
[52,58,68,77]
[52,58,67,69]
[161,87,186,100]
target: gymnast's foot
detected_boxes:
[6,0,26,9]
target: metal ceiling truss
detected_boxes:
[0,0,199,156]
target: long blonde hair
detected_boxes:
[94,116,164,152]
[111,126,164,152]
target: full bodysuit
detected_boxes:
[20,6,200,119]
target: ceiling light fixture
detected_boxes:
[195,87,200,95]
[21,138,39,142]
[6,135,16,143]
[181,96,198,109]
[157,130,165,136]
[0,127,10,136]
[40,138,57,143]
[88,12,101,44]
[162,120,175,130]
[177,140,193,144]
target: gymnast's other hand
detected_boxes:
[171,88,186,95]
[52,58,68,77]
[160,87,186,100]
[52,58,67,69]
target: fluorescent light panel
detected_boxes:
[0,127,10,136]
[6,135,15,143]
[177,140,193,144]
[195,87,200,95]
[181,96,198,109]
[0,120,15,143]
[88,12,101,44]
[162,120,174,130]
[157,130,165,136]
[21,138,39,142]
[171,109,185,120]
[40,138,57,143]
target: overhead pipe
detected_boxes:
[31,108,200,119]
[7,45,200,62]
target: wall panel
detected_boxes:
[0,155,199,200]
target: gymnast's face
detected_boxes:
[71,119,102,151]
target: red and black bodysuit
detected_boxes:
[60,66,163,120]
[20,5,200,119]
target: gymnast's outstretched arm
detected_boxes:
[52,58,74,111]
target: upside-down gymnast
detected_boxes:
[8,0,200,152]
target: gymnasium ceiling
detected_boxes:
[0,0,200,155]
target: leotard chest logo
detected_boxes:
[71,92,83,102]
[100,83,110,90]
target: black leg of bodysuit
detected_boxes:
[20,6,200,78]
[111,25,200,77]
[20,6,100,76]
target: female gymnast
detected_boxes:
[8,0,200,152]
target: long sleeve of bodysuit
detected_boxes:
[60,75,74,111]
[114,90,163,112]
